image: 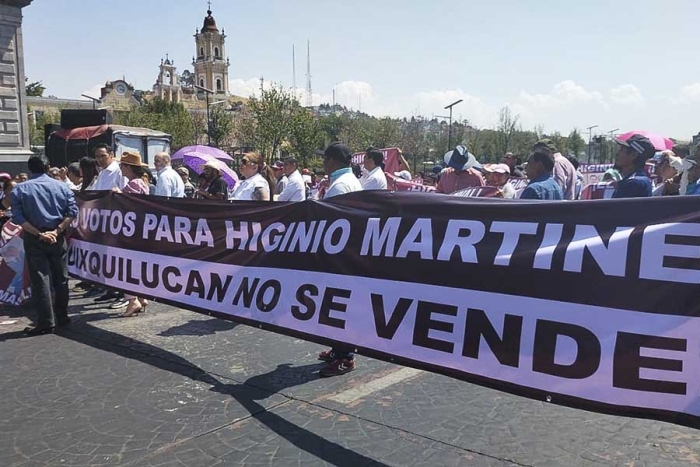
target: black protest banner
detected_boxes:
[68,191,700,428]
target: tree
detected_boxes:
[238,85,298,162]
[289,108,323,166]
[372,117,400,148]
[27,107,59,146]
[568,128,586,159]
[115,98,195,150]
[208,105,235,149]
[397,117,428,173]
[180,70,195,88]
[25,78,45,97]
[495,106,520,156]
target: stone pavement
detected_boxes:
[1,285,699,467]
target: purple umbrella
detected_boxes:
[172,145,233,162]
[183,154,239,188]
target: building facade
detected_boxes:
[192,8,230,96]
[0,0,33,174]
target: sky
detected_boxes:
[21,0,700,140]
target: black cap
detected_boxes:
[323,142,352,163]
[615,134,656,160]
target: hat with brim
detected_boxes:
[176,166,190,175]
[444,145,481,171]
[272,160,284,170]
[482,163,511,174]
[393,170,411,181]
[120,151,148,167]
[0,172,11,180]
[203,160,221,172]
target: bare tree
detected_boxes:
[495,106,520,156]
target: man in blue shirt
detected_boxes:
[10,156,78,335]
[521,149,564,200]
[612,134,655,198]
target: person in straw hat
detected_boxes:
[113,151,150,317]
[196,159,229,200]
[113,151,150,195]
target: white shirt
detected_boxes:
[155,166,185,198]
[500,182,517,199]
[325,169,363,199]
[231,173,270,200]
[93,160,126,190]
[278,170,306,202]
[361,166,388,190]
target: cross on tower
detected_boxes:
[207,1,211,10]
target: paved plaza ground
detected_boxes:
[1,283,699,467]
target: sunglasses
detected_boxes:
[241,159,256,166]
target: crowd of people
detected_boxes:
[3,132,696,377]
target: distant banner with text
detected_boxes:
[68,191,700,428]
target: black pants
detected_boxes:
[23,234,69,328]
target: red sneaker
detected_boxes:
[320,358,356,377]
[318,349,338,362]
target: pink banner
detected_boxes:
[0,221,31,306]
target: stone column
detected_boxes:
[0,0,34,174]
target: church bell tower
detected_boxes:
[193,6,230,96]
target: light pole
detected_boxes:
[607,128,619,163]
[444,99,463,151]
[81,94,101,110]
[586,125,598,163]
[195,85,215,145]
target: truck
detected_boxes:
[45,110,172,169]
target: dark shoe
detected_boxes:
[72,281,90,292]
[320,358,356,377]
[94,291,120,303]
[23,326,55,336]
[56,317,72,327]
[109,298,129,309]
[82,288,102,299]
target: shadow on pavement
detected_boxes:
[158,318,237,337]
[55,316,388,467]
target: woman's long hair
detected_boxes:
[243,152,276,200]
[79,157,99,192]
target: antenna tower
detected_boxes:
[292,44,297,100]
[306,40,312,107]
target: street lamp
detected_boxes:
[608,128,619,163]
[195,85,215,145]
[444,99,463,151]
[586,125,598,163]
[81,94,101,110]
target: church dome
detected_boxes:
[202,10,219,33]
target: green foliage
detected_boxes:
[397,117,428,173]
[208,104,235,149]
[568,128,586,159]
[238,85,298,162]
[115,98,195,151]
[495,106,520,155]
[27,107,59,147]
[180,70,195,88]
[288,108,323,166]
[25,78,45,97]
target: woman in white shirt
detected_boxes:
[231,152,276,201]
[360,147,387,190]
